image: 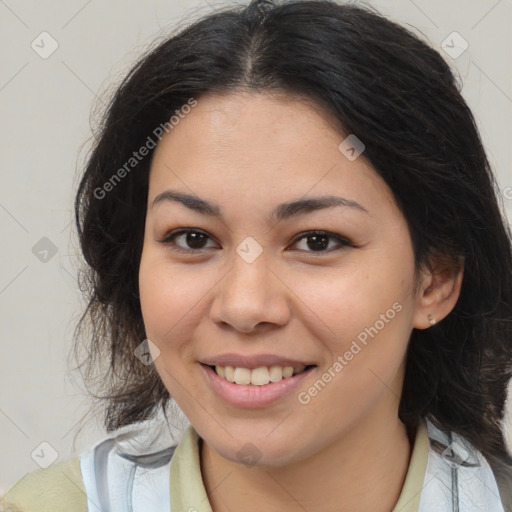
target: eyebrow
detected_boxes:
[151,190,368,222]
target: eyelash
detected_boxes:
[157,228,354,255]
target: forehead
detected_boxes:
[153,91,344,159]
[148,92,396,219]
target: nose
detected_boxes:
[209,250,291,334]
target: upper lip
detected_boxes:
[200,353,315,369]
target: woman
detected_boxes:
[3,0,512,510]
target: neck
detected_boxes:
[201,410,413,512]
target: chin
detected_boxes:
[205,430,305,469]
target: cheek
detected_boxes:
[138,249,207,351]
[289,243,416,411]
[293,253,415,345]
[138,250,209,404]
[291,265,414,437]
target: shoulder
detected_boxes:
[1,457,87,512]
[423,417,511,511]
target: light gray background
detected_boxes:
[1,0,511,491]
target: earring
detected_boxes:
[428,314,436,326]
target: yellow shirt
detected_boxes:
[1,456,87,512]
[2,421,429,511]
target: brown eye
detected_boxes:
[305,233,329,251]
[291,231,353,253]
[159,229,218,252]
[182,231,208,249]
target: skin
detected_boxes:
[138,91,463,512]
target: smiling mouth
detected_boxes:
[205,364,316,386]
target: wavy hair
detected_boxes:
[73,0,512,495]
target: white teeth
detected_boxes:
[213,364,308,385]
[269,365,283,382]
[224,366,235,382]
[251,367,270,386]
[234,367,251,385]
[282,366,294,378]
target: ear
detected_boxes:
[412,255,464,330]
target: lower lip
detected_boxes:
[200,364,316,409]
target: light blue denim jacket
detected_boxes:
[79,415,509,512]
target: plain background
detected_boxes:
[1,0,511,491]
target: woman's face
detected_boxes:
[139,91,425,466]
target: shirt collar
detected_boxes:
[170,420,429,512]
